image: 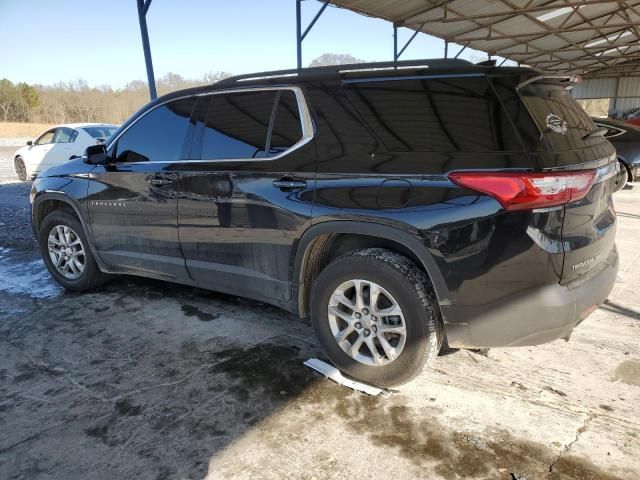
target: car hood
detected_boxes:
[37,158,95,178]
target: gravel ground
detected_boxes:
[0,142,639,480]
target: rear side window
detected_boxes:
[201,91,276,160]
[53,127,76,143]
[519,81,601,151]
[115,98,196,162]
[269,91,303,155]
[345,77,522,152]
[83,126,118,140]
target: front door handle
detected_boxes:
[273,178,307,190]
[148,174,177,187]
[150,179,173,187]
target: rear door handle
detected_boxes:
[273,179,307,190]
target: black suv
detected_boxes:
[30,59,619,387]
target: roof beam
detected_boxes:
[400,0,621,24]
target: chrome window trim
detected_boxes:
[106,86,313,165]
[594,122,626,139]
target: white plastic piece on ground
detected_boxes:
[303,358,389,396]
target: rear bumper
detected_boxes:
[443,246,618,348]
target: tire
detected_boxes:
[15,157,27,181]
[310,248,443,387]
[624,162,633,184]
[38,208,107,291]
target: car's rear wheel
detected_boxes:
[310,248,443,387]
[14,157,27,181]
[38,209,107,291]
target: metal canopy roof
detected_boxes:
[328,0,640,78]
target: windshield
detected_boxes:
[519,81,601,150]
[82,126,118,140]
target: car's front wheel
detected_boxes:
[14,157,27,181]
[310,248,443,387]
[38,209,107,291]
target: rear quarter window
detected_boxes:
[344,76,523,152]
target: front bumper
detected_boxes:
[442,246,619,348]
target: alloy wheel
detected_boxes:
[327,279,407,366]
[47,225,86,280]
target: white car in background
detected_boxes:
[13,123,118,181]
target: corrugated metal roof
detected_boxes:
[328,0,640,78]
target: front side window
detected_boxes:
[345,77,523,152]
[114,98,196,162]
[53,127,76,143]
[201,91,277,160]
[36,129,56,145]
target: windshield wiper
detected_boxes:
[582,126,608,140]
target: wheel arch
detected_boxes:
[31,192,106,271]
[13,154,27,176]
[293,221,450,319]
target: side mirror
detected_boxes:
[26,140,33,146]
[84,144,108,165]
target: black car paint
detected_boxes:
[31,63,618,349]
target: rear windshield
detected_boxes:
[518,81,601,150]
[83,126,118,140]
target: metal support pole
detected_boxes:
[454,44,468,59]
[612,76,621,116]
[296,0,302,69]
[301,0,329,41]
[395,27,421,61]
[444,40,448,58]
[137,0,156,100]
[295,0,329,69]
[393,25,398,65]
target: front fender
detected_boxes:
[30,176,107,272]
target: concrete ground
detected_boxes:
[0,144,638,480]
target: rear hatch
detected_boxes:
[518,78,617,285]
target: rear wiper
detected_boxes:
[582,126,608,140]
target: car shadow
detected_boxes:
[601,299,640,321]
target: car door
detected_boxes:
[178,87,316,303]
[49,127,78,163]
[86,97,197,281]
[23,128,58,175]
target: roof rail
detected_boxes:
[214,58,474,86]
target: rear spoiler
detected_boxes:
[517,75,582,91]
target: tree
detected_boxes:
[308,53,365,67]
[0,79,19,121]
[202,71,232,84]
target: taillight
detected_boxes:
[448,170,596,211]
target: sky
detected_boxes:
[0,0,496,88]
